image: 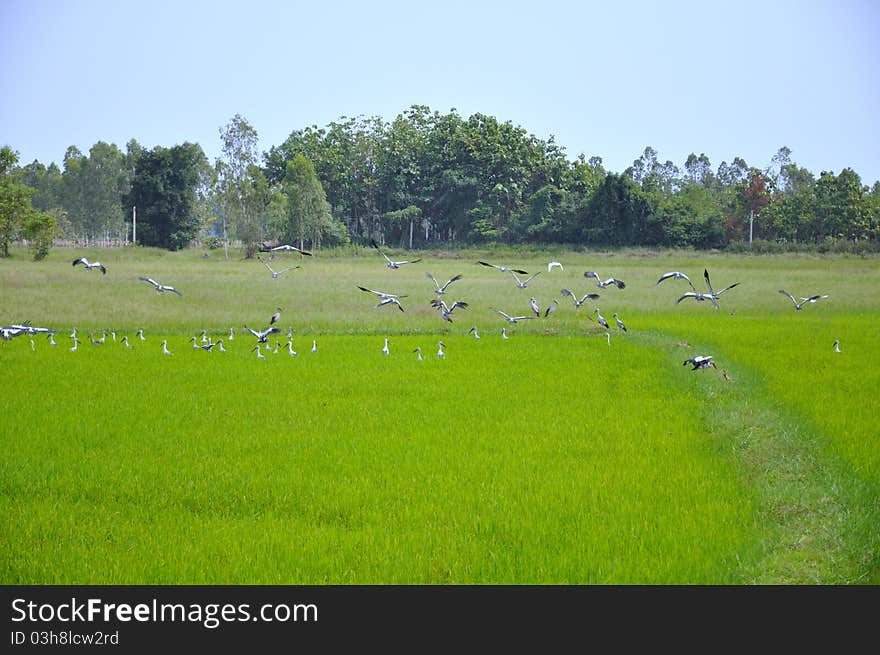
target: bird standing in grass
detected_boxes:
[594,307,609,329]
[834,340,841,353]
[69,337,81,351]
[270,307,283,325]
[683,355,716,370]
[252,344,266,360]
[382,337,390,356]
[613,312,627,332]
[413,346,423,361]
[162,340,173,355]
[468,326,481,339]
[311,339,317,353]
[437,341,446,358]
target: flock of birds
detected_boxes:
[2,244,839,375]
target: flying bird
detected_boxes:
[72,257,106,274]
[547,261,564,272]
[677,269,739,309]
[243,325,281,343]
[560,288,600,309]
[492,308,537,324]
[478,261,528,275]
[657,271,696,290]
[778,290,829,310]
[430,299,468,323]
[139,276,182,295]
[585,271,625,289]
[509,270,541,289]
[370,239,422,269]
[259,256,300,280]
[426,272,463,295]
[358,286,407,311]
[270,244,313,256]
[683,355,716,370]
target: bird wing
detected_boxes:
[778,289,797,305]
[73,258,85,267]
[560,288,574,299]
[478,261,501,271]
[278,266,298,274]
[524,272,541,284]
[425,272,440,289]
[243,325,260,338]
[258,257,275,273]
[585,271,599,280]
[440,274,463,291]
[657,272,676,284]
[676,293,698,304]
[493,308,513,320]
[703,269,715,295]
[166,286,183,296]
[715,282,740,296]
[139,276,159,288]
[611,278,626,289]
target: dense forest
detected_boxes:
[2,105,879,259]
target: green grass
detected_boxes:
[1,245,878,583]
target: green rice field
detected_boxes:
[1,246,878,584]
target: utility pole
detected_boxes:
[749,210,754,247]
[132,206,137,245]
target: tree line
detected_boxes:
[2,105,879,259]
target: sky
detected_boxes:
[2,0,879,185]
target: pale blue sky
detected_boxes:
[2,0,878,184]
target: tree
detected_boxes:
[21,211,57,260]
[282,154,334,249]
[0,146,34,257]
[217,114,264,257]
[125,143,206,250]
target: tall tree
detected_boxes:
[282,154,334,249]
[217,114,264,257]
[0,146,34,256]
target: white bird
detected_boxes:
[199,329,208,345]
[657,271,696,290]
[426,272,463,295]
[270,244,313,256]
[613,312,627,332]
[69,337,81,351]
[431,299,468,323]
[190,336,201,349]
[70,326,78,339]
[437,341,446,358]
[683,355,716,370]
[216,338,226,352]
[72,257,106,274]
[677,269,739,310]
[529,297,541,316]
[252,344,266,360]
[121,335,132,348]
[311,339,317,353]
[413,346,423,361]
[47,333,57,346]
[585,271,625,289]
[508,270,541,289]
[88,332,104,346]
[468,326,481,339]
[605,332,611,346]
[228,327,235,341]
[561,288,600,309]
[547,261,564,272]
[492,308,537,324]
[270,307,283,325]
[139,276,182,296]
[285,340,298,356]
[501,327,509,340]
[161,339,173,355]
[478,261,529,275]
[110,331,117,342]
[370,239,422,269]
[779,290,829,310]
[30,338,35,351]
[358,286,407,312]
[259,256,299,280]
[243,325,281,343]
[594,307,609,329]
[833,340,841,353]
[286,326,294,340]
[137,328,146,341]
[382,337,390,356]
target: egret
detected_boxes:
[121,335,132,348]
[547,261,564,272]
[605,332,611,346]
[137,328,147,341]
[657,271,696,290]
[358,286,407,311]
[561,288,600,309]
[370,239,422,269]
[139,276,182,296]
[216,338,226,352]
[190,336,201,349]
[478,261,528,275]
[613,312,627,332]
[47,333,57,346]
[468,326,481,339]
[259,256,299,280]
[778,290,829,310]
[508,270,541,289]
[585,271,626,289]
[72,257,106,274]
[382,337,390,356]
[501,327,509,340]
[271,244,313,256]
[437,341,446,358]
[70,327,78,339]
[413,346,423,361]
[88,332,104,346]
[252,344,266,360]
[69,337,81,351]
[833,340,841,353]
[426,272,463,295]
[285,341,298,356]
[492,309,537,325]
[162,340,173,356]
[683,355,716,370]
[228,327,235,341]
[311,339,317,353]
